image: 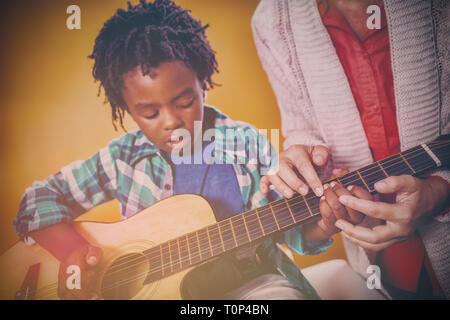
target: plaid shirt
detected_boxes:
[14,105,330,299]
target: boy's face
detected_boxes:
[122,60,205,153]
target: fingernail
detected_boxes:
[339,195,349,204]
[88,256,97,264]
[320,196,325,201]
[315,156,324,164]
[315,187,323,197]
[330,181,337,188]
[375,181,387,189]
[347,185,354,191]
[299,187,308,195]
[335,220,344,229]
[285,189,293,198]
[323,184,329,190]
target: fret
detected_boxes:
[195,231,203,261]
[227,218,239,248]
[169,240,180,272]
[284,198,296,223]
[230,215,250,246]
[240,212,252,241]
[273,200,294,228]
[357,163,387,192]
[289,196,312,222]
[338,172,366,189]
[197,228,212,260]
[161,242,171,276]
[269,204,280,230]
[254,208,266,236]
[306,196,321,217]
[399,153,415,174]
[243,209,264,240]
[376,161,388,177]
[356,170,370,191]
[303,195,313,217]
[379,154,414,176]
[219,219,237,251]
[187,232,201,265]
[204,227,214,258]
[207,225,224,256]
[167,240,173,273]
[257,207,278,235]
[178,235,190,269]
[176,239,182,269]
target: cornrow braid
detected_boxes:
[89,0,219,131]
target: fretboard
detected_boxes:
[142,139,449,284]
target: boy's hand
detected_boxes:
[303,168,373,242]
[58,244,103,300]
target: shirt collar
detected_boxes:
[317,0,387,41]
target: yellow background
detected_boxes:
[0,0,345,267]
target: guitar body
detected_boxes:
[0,194,217,300]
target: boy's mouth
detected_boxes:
[166,136,183,148]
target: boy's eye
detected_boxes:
[144,111,159,119]
[178,98,195,109]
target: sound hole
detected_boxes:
[101,252,148,300]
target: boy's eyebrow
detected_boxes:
[170,88,195,103]
[134,88,195,110]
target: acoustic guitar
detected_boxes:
[0,137,448,300]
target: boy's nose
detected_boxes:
[162,109,183,130]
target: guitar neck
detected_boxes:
[142,139,450,284]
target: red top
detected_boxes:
[317,0,442,296]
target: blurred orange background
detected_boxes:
[0,0,345,268]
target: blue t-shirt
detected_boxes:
[166,132,245,222]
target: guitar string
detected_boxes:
[85,143,448,276]
[87,149,450,294]
[33,144,450,299]
[36,157,450,298]
[32,143,449,298]
[32,146,448,299]
[93,144,440,276]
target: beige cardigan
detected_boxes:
[252,0,449,298]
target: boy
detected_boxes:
[13,0,339,300]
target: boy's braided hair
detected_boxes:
[89,0,218,131]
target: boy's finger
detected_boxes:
[347,185,373,200]
[319,195,336,226]
[323,183,347,220]
[86,246,102,266]
[331,183,363,223]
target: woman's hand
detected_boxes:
[58,244,103,300]
[260,144,330,198]
[335,175,449,251]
